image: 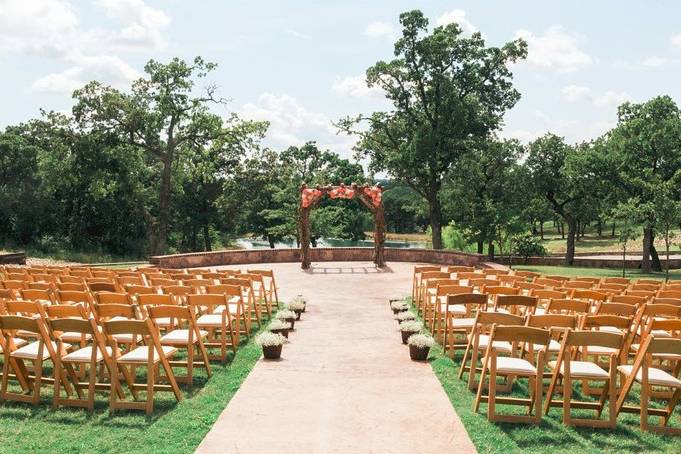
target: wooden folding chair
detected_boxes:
[87,281,119,294]
[207,284,249,336]
[459,311,525,391]
[514,270,540,280]
[431,284,473,336]
[104,319,182,414]
[148,305,211,385]
[616,334,681,434]
[516,282,546,294]
[442,293,487,357]
[529,289,566,314]
[19,288,55,305]
[246,269,279,310]
[188,294,239,361]
[657,290,681,299]
[474,325,550,424]
[412,266,441,307]
[494,294,537,316]
[56,290,95,315]
[523,314,578,374]
[417,271,451,314]
[219,279,261,330]
[604,277,630,285]
[544,329,623,428]
[545,298,590,317]
[564,281,595,290]
[49,317,130,411]
[0,314,78,405]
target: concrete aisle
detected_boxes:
[196,261,476,454]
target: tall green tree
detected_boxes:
[72,56,261,255]
[338,10,527,249]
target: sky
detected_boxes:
[2,0,681,159]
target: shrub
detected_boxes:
[275,309,296,320]
[255,331,286,346]
[396,311,416,322]
[512,232,548,258]
[399,320,423,332]
[407,333,435,348]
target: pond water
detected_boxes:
[235,237,430,249]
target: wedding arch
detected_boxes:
[299,183,385,269]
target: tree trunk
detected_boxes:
[622,244,627,278]
[477,241,484,254]
[597,219,602,237]
[642,227,653,273]
[202,220,211,252]
[665,236,670,281]
[576,220,581,240]
[531,223,538,235]
[268,235,275,249]
[487,241,495,261]
[539,222,544,240]
[428,197,443,250]
[611,221,616,237]
[565,217,577,266]
[651,243,662,272]
[155,155,173,255]
[560,222,565,239]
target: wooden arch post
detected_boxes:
[299,183,385,269]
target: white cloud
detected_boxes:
[435,10,477,35]
[514,25,594,72]
[500,129,538,144]
[32,55,141,94]
[364,21,396,41]
[641,56,681,68]
[671,33,681,49]
[561,84,631,107]
[286,29,310,40]
[332,74,384,99]
[239,93,356,158]
[96,0,170,51]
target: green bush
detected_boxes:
[512,233,548,258]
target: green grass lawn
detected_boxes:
[512,265,681,281]
[0,326,268,453]
[404,298,681,453]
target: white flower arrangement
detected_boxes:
[255,331,286,347]
[396,311,416,322]
[268,319,289,331]
[399,320,423,333]
[390,300,409,311]
[286,298,306,311]
[407,333,435,348]
[276,309,296,320]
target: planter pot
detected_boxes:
[392,307,407,315]
[270,328,289,338]
[294,309,303,320]
[262,344,283,360]
[409,345,430,361]
[302,304,306,313]
[401,330,419,344]
[285,317,296,329]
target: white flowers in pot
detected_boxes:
[399,320,423,333]
[256,331,287,360]
[396,311,416,322]
[407,333,435,361]
[268,319,291,337]
[390,300,409,313]
[276,309,297,328]
[286,297,306,320]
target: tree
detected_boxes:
[72,56,261,255]
[526,134,599,265]
[338,10,527,249]
[610,200,641,278]
[607,96,681,272]
[650,183,681,281]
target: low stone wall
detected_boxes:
[0,252,26,265]
[150,247,484,269]
[495,255,681,269]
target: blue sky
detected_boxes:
[2,0,681,158]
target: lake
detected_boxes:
[235,237,430,249]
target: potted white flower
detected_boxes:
[268,319,290,338]
[390,300,409,315]
[407,334,435,361]
[395,311,416,324]
[399,320,423,344]
[276,309,297,329]
[256,331,287,359]
[287,298,306,320]
[292,294,307,313]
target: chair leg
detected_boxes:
[88,359,97,412]
[187,344,194,386]
[32,357,43,406]
[53,354,62,409]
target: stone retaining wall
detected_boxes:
[0,252,26,265]
[495,255,681,269]
[150,247,484,269]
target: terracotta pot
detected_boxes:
[285,317,296,329]
[409,345,430,361]
[262,344,283,359]
[294,309,303,320]
[401,330,419,344]
[270,328,289,338]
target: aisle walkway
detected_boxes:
[196,261,475,454]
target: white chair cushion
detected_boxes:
[617,365,681,388]
[12,341,59,360]
[62,346,113,363]
[59,332,92,343]
[118,345,177,363]
[473,334,513,353]
[548,360,609,379]
[439,303,467,315]
[160,329,208,345]
[585,345,619,356]
[0,337,29,352]
[449,318,475,329]
[153,317,173,327]
[213,304,240,315]
[629,344,681,360]
[494,357,537,375]
[197,314,225,327]
[112,333,139,344]
[524,339,561,353]
[598,326,623,335]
